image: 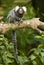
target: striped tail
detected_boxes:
[11,31,18,63]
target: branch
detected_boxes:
[0,18,44,34]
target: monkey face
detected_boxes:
[18,8,24,15]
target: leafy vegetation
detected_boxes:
[0,0,44,65]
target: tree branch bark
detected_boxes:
[0,18,44,34]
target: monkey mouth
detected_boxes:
[19,12,23,14]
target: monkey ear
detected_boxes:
[22,6,27,12]
[15,6,19,11]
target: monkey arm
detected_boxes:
[0,18,44,34]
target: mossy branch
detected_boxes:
[0,18,44,34]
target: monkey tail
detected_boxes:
[12,31,18,63]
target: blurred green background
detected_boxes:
[0,0,44,65]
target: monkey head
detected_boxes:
[15,6,27,15]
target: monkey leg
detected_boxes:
[11,31,18,62]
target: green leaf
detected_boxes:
[40,56,44,63]
[32,61,37,65]
[18,56,28,65]
[29,55,36,60]
[35,36,42,39]
[41,52,44,56]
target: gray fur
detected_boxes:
[7,7,22,23]
[7,8,16,23]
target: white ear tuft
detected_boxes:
[15,6,19,11]
[22,6,27,12]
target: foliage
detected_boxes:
[0,34,44,65]
[0,0,44,65]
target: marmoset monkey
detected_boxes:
[7,6,27,62]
